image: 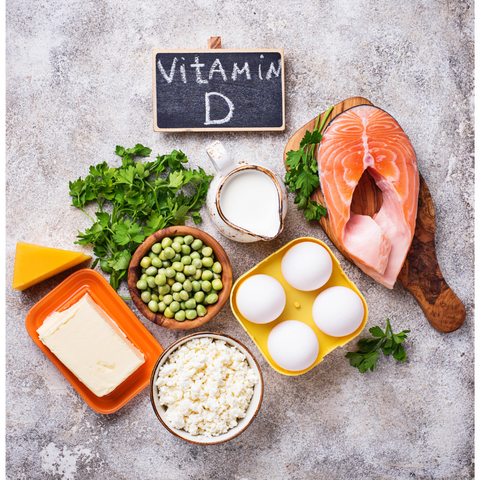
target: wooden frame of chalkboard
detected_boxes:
[152,49,285,132]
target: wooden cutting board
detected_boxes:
[284,97,465,333]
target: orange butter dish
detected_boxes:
[26,269,163,413]
[230,237,368,376]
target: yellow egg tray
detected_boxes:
[230,237,368,376]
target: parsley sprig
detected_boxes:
[69,144,213,293]
[284,106,333,221]
[345,319,410,373]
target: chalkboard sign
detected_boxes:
[152,49,285,132]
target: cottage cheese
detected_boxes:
[155,337,258,437]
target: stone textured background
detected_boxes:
[6,0,474,479]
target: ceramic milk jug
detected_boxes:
[206,140,287,243]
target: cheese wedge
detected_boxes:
[37,294,145,397]
[12,242,91,291]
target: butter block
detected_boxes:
[37,294,145,397]
[13,242,91,291]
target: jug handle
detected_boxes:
[206,141,236,177]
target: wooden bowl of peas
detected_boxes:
[128,226,233,330]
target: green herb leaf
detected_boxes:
[345,318,410,373]
[284,107,333,222]
[70,145,213,292]
[369,326,385,337]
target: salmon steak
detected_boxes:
[317,105,419,289]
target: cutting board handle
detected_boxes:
[397,176,466,333]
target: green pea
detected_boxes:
[164,307,174,318]
[161,237,173,249]
[158,285,171,295]
[148,251,158,260]
[190,251,201,260]
[185,265,196,276]
[181,245,191,255]
[194,291,205,303]
[174,236,184,245]
[212,279,223,291]
[197,305,207,317]
[172,241,182,253]
[205,293,219,305]
[183,280,193,292]
[192,258,203,269]
[173,292,182,302]
[201,270,213,281]
[162,260,171,268]
[180,302,186,310]
[155,274,167,286]
[136,279,147,290]
[165,268,176,278]
[175,310,186,322]
[140,257,152,268]
[202,257,214,268]
[192,281,201,292]
[140,273,148,280]
[158,302,166,313]
[173,254,182,263]
[172,282,183,292]
[141,267,146,274]
[159,251,166,261]
[212,262,223,274]
[175,272,186,283]
[148,300,159,313]
[181,255,192,265]
[184,235,194,245]
[201,281,212,292]
[163,247,175,259]
[151,294,159,303]
[194,269,202,280]
[170,301,180,313]
[179,290,190,301]
[151,257,163,268]
[185,298,197,309]
[202,246,213,257]
[147,276,157,289]
[158,294,165,301]
[186,309,198,320]
[173,262,184,272]
[146,266,158,276]
[167,278,175,286]
[163,295,173,305]
[141,291,151,303]
[151,243,162,254]
[213,273,221,280]
[158,268,166,275]
[191,239,203,251]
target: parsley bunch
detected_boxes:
[284,106,333,222]
[345,319,410,373]
[69,144,213,293]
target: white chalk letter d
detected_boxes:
[204,92,234,125]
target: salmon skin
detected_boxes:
[317,105,419,289]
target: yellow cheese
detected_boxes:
[37,294,145,397]
[12,242,91,291]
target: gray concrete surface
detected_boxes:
[6,0,474,479]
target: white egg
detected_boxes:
[236,274,286,324]
[267,320,319,371]
[281,241,333,291]
[312,286,365,337]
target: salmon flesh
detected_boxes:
[317,105,419,289]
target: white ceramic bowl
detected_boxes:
[150,332,264,444]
